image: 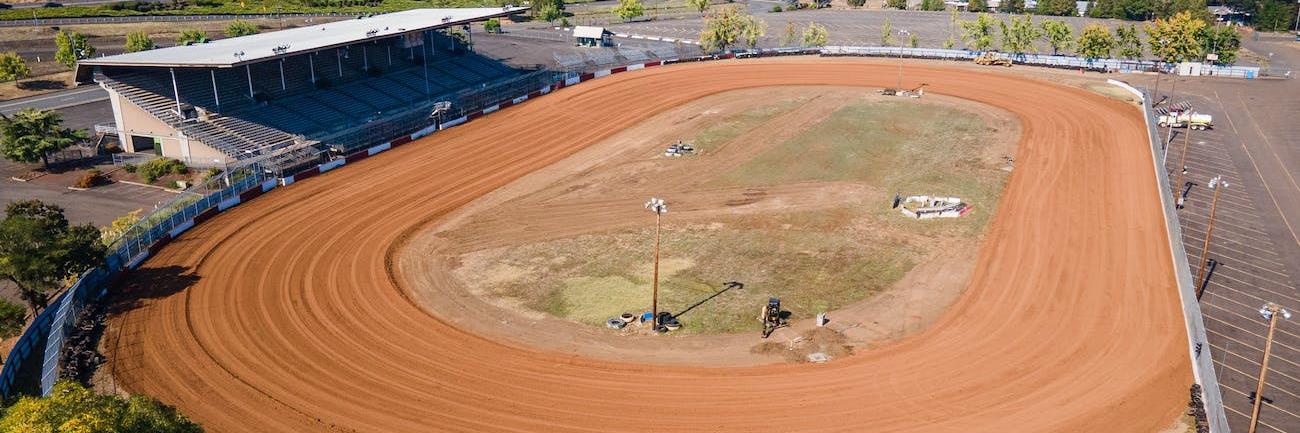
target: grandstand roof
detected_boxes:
[77,7,523,71]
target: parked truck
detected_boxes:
[1158,112,1213,130]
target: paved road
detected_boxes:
[0,12,345,27]
[0,85,106,116]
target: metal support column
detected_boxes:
[363,45,369,71]
[422,31,431,98]
[337,48,343,78]
[169,67,182,116]
[309,53,316,83]
[246,65,254,99]
[210,70,220,111]
[279,59,286,91]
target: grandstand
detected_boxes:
[75,7,527,169]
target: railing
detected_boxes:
[0,48,1236,433]
[111,152,160,166]
[0,157,273,398]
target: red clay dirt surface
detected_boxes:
[102,57,1192,433]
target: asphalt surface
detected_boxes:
[1141,33,1300,433]
[0,85,106,115]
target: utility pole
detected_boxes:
[1173,121,1193,204]
[1248,302,1291,433]
[645,198,667,328]
[1195,176,1227,287]
[1152,38,1167,107]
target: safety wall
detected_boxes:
[1109,78,1230,433]
[0,53,1235,433]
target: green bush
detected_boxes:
[484,18,501,33]
[123,163,137,173]
[137,158,187,183]
[0,299,25,339]
[770,3,783,11]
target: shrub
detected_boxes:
[72,168,109,188]
[137,158,186,183]
[122,163,137,173]
[484,18,501,33]
[0,298,25,339]
[770,3,783,11]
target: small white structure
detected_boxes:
[897,195,971,219]
[574,26,613,47]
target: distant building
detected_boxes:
[574,26,613,47]
[1208,5,1249,25]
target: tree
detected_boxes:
[1146,11,1204,63]
[781,22,799,46]
[0,52,30,83]
[1116,24,1144,59]
[1040,19,1073,55]
[124,31,155,53]
[484,18,502,34]
[53,31,95,69]
[1035,0,1078,15]
[802,22,829,47]
[687,0,710,14]
[0,200,105,313]
[176,28,208,46]
[944,8,959,49]
[909,33,919,47]
[920,0,946,11]
[0,381,201,433]
[960,13,998,51]
[1253,0,1297,31]
[999,14,1041,54]
[885,0,907,8]
[881,18,895,46]
[0,298,24,339]
[1197,24,1239,64]
[967,0,988,12]
[998,0,1025,13]
[739,14,768,48]
[1077,22,1116,59]
[531,0,565,19]
[538,4,563,23]
[100,209,141,247]
[225,20,260,37]
[613,0,645,20]
[699,7,765,51]
[0,109,85,170]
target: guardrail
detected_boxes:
[1109,78,1230,433]
[0,49,1237,433]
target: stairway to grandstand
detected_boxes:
[96,51,522,160]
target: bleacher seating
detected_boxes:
[99,45,521,160]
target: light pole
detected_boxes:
[645,197,667,327]
[1195,176,1227,287]
[1247,302,1291,433]
[897,29,909,90]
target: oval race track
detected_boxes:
[105,58,1191,433]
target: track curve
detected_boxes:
[106,58,1190,433]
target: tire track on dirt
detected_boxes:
[105,58,1190,433]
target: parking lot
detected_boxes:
[1,160,177,227]
[1161,90,1299,433]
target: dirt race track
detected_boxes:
[105,58,1192,432]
